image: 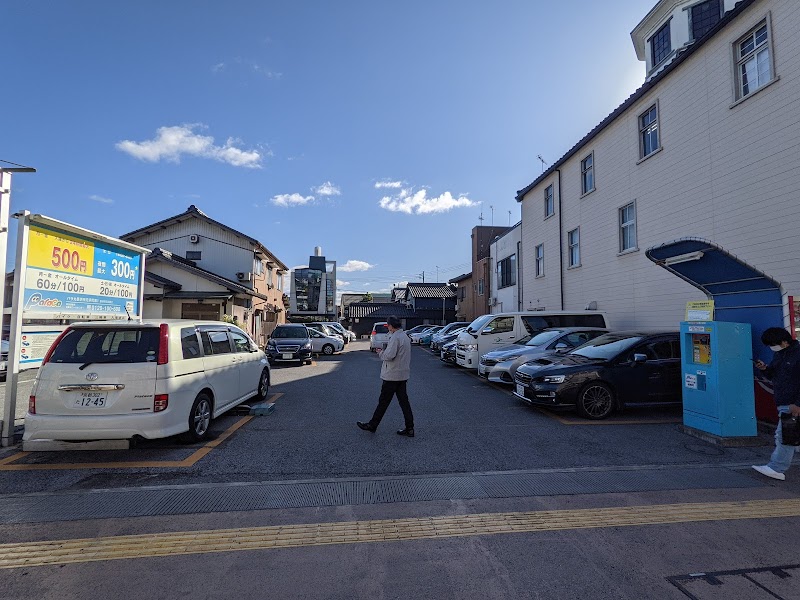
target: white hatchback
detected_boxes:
[24,320,271,442]
[369,322,390,352]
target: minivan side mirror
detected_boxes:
[482,327,494,335]
[633,353,648,364]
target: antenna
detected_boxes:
[125,304,133,321]
[478,212,484,225]
[508,210,512,226]
[489,205,494,226]
[537,155,547,173]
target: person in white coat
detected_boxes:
[357,315,415,437]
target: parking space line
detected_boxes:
[2,498,799,570]
[0,393,280,471]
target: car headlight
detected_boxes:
[302,341,312,350]
[267,340,275,347]
[543,375,567,384]
[465,344,478,352]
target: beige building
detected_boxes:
[122,205,288,345]
[516,0,797,330]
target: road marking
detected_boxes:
[1,498,798,569]
[0,393,280,471]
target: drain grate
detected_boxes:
[0,466,764,524]
[668,564,800,599]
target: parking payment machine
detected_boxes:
[680,321,756,438]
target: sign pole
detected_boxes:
[1,210,30,447]
[0,172,12,323]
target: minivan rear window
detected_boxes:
[48,328,160,364]
[374,324,388,334]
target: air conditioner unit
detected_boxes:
[236,272,253,282]
[189,234,200,244]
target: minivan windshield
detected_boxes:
[570,333,643,360]
[48,327,160,364]
[466,315,493,334]
[272,326,309,339]
[374,324,389,334]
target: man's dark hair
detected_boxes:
[387,316,402,329]
[761,327,792,346]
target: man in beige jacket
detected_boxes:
[357,315,415,437]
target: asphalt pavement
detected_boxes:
[0,340,798,600]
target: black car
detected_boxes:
[266,325,313,366]
[513,331,681,419]
[439,339,458,364]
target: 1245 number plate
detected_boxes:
[74,393,107,408]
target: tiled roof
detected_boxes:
[406,283,456,299]
[393,288,407,301]
[449,272,472,284]
[347,303,417,319]
[145,272,182,289]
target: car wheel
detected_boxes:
[255,368,270,401]
[322,343,335,355]
[577,382,615,420]
[186,393,213,441]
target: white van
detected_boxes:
[24,320,270,443]
[455,311,609,370]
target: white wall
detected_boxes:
[521,0,797,330]
[490,225,522,314]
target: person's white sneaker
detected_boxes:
[752,465,786,481]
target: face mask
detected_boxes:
[770,345,783,352]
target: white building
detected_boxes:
[516,0,797,331]
[489,223,522,314]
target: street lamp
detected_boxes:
[0,160,36,447]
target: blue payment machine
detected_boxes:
[680,321,756,437]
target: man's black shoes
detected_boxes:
[397,428,415,437]
[357,421,376,432]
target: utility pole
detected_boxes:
[436,266,439,283]
[478,213,484,225]
[508,210,512,226]
[490,205,494,226]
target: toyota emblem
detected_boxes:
[86,373,99,381]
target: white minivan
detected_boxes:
[455,311,609,370]
[24,320,271,443]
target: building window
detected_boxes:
[544,184,554,218]
[535,244,544,277]
[619,202,637,253]
[478,279,485,295]
[690,0,722,41]
[567,228,581,268]
[185,251,201,261]
[497,255,517,289]
[253,259,263,275]
[650,20,672,67]
[736,21,772,100]
[459,286,466,300]
[580,154,594,195]
[639,104,660,159]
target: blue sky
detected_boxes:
[3,0,654,296]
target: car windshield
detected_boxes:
[570,333,643,360]
[524,330,564,347]
[272,327,308,339]
[48,327,160,364]
[466,315,493,334]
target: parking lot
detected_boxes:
[1,340,799,600]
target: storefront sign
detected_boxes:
[22,223,142,319]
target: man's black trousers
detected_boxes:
[369,379,414,430]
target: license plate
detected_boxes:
[282,353,292,360]
[75,393,107,408]
[516,384,525,397]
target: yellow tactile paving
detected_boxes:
[1,498,799,569]
[0,393,282,471]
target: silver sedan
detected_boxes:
[308,330,345,355]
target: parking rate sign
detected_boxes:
[22,224,142,319]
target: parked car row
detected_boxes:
[422,311,683,420]
[267,322,355,365]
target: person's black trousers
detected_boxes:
[369,379,414,429]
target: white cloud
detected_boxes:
[378,187,477,215]
[336,280,351,288]
[313,181,341,196]
[211,63,226,73]
[375,180,403,189]
[89,194,113,204]
[339,260,374,272]
[271,193,315,207]
[116,124,263,169]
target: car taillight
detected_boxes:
[41,328,72,366]
[157,324,169,365]
[28,396,36,414]
[371,330,376,336]
[154,394,169,412]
